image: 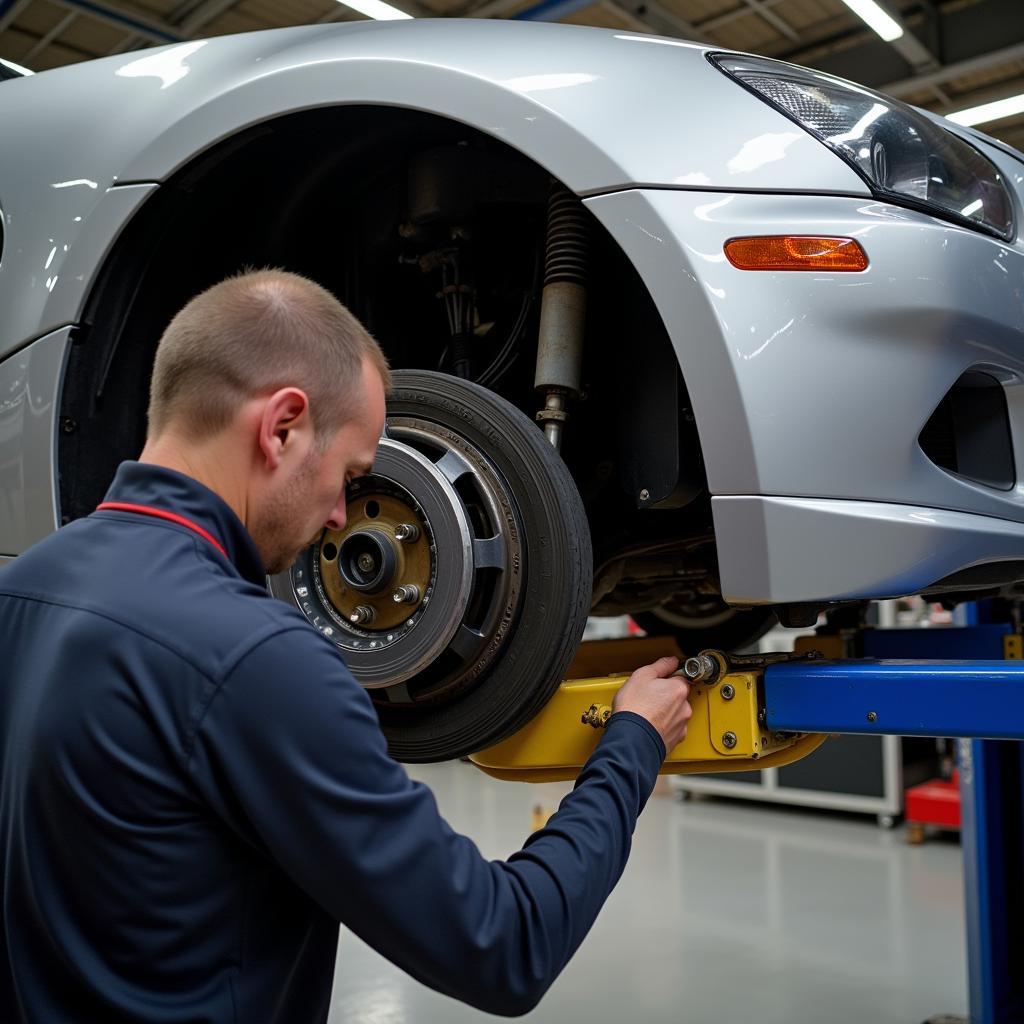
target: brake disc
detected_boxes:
[280,419,524,701]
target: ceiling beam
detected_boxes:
[48,0,181,44]
[888,30,939,73]
[178,0,243,36]
[881,40,1024,99]
[21,9,79,61]
[460,0,528,19]
[596,0,651,33]
[0,0,33,35]
[695,0,782,35]
[641,0,706,41]
[740,0,797,42]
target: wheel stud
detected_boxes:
[393,585,421,604]
[350,605,376,625]
[394,523,420,543]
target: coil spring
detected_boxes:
[544,188,589,287]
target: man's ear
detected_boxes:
[257,388,312,470]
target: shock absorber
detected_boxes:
[534,186,589,450]
[439,248,474,379]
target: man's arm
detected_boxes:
[188,627,686,1016]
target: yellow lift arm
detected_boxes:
[470,637,829,784]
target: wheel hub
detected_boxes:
[320,492,430,630]
[284,425,521,697]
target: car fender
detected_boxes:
[0,20,867,362]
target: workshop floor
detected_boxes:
[328,762,966,1024]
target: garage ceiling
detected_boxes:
[1,0,1023,151]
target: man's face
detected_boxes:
[254,360,386,574]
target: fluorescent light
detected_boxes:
[947,93,1024,128]
[0,57,33,76]
[336,0,413,19]
[837,0,904,42]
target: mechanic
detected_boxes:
[0,269,693,1023]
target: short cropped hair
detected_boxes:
[147,269,390,443]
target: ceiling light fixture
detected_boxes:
[0,57,33,75]
[947,93,1024,128]
[336,0,413,19]
[836,0,904,42]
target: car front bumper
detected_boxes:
[585,187,1024,604]
[713,496,1024,604]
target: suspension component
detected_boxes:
[535,186,589,450]
[443,245,475,379]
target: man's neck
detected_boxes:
[138,434,249,527]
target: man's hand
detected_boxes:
[612,656,692,753]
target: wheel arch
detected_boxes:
[60,100,706,527]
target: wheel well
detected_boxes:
[60,103,708,602]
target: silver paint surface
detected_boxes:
[1,20,1022,603]
[714,496,1024,604]
[0,327,70,555]
[586,186,1024,600]
[0,21,864,360]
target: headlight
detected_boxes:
[712,53,1016,241]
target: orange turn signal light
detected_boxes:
[724,236,869,272]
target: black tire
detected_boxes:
[632,602,777,655]
[273,370,592,762]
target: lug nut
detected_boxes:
[349,605,376,626]
[394,523,420,543]
[683,654,720,685]
[393,585,421,605]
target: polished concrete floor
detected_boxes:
[329,762,966,1024]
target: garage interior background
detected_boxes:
[2,2,1022,1022]
[0,0,1022,156]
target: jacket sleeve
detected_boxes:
[188,625,666,1017]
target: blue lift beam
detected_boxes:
[763,623,1024,1024]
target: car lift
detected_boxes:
[470,622,1024,1024]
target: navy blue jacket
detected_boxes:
[0,461,666,1023]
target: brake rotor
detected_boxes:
[282,421,523,701]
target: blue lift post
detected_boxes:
[763,624,1024,1024]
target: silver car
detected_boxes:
[2,20,1023,760]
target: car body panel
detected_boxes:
[2,20,1024,608]
[585,188,1024,516]
[714,496,1024,604]
[0,327,70,555]
[584,185,1024,602]
[0,20,867,363]
[0,184,155,362]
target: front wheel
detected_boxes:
[270,370,592,762]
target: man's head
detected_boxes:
[145,269,390,573]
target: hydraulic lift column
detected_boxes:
[765,626,1024,1024]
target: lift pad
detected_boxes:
[470,638,825,783]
